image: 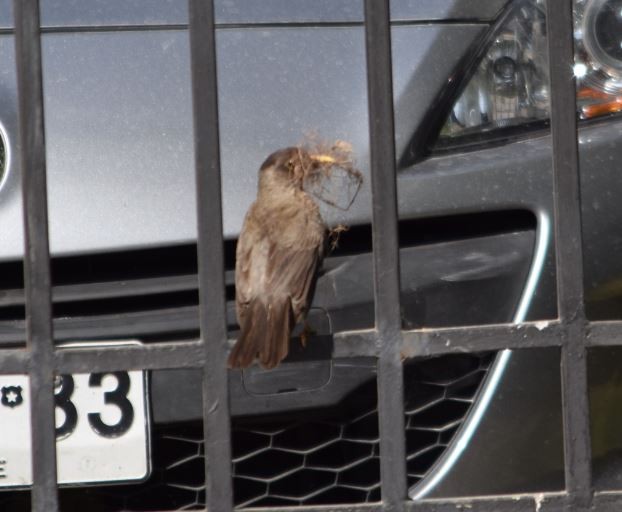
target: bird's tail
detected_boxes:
[228,297,293,369]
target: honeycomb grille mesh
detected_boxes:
[153,353,493,509]
[0,353,493,510]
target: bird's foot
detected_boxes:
[329,224,349,252]
[300,322,316,348]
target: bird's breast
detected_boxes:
[256,191,325,249]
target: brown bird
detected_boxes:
[228,147,330,369]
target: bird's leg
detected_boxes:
[300,321,315,348]
[329,224,349,252]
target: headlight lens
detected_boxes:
[437,0,622,150]
[575,0,622,117]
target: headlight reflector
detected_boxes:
[575,0,622,117]
[439,1,549,145]
[436,0,622,151]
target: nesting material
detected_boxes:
[300,138,363,212]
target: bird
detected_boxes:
[228,147,332,369]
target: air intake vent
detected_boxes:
[0,210,535,347]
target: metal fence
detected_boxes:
[2,0,618,510]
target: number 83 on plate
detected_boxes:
[0,369,149,487]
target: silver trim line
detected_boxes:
[410,210,551,499]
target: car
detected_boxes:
[0,0,621,509]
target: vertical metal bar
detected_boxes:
[546,0,592,509]
[188,0,233,510]
[364,0,407,508]
[13,0,58,510]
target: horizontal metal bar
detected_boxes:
[409,496,561,512]
[240,492,622,512]
[586,320,622,347]
[332,329,379,357]
[401,321,564,357]
[156,506,379,512]
[133,491,622,512]
[2,278,577,352]
[0,348,29,373]
[350,306,619,360]
[0,342,204,375]
[7,316,613,378]
[243,506,380,512]
[0,317,583,377]
[54,340,204,373]
[0,320,572,376]
[335,321,565,359]
[592,492,622,512]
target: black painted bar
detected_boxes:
[0,349,29,374]
[363,0,407,509]
[587,320,622,346]
[55,340,205,373]
[2,317,607,377]
[188,0,234,510]
[546,0,592,509]
[13,0,59,510]
[401,322,564,357]
[155,490,622,512]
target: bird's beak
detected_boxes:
[310,154,337,165]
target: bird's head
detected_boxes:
[258,147,335,191]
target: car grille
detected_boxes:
[0,212,523,508]
[0,211,534,346]
[0,352,494,511]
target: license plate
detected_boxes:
[0,344,150,487]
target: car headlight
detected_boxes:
[575,0,622,117]
[436,0,622,150]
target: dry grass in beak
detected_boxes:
[300,137,363,211]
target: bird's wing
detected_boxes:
[235,204,267,323]
[233,231,319,369]
[232,198,325,369]
[235,208,323,324]
[265,240,321,321]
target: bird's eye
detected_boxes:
[286,160,294,171]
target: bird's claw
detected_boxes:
[329,224,349,252]
[300,322,315,348]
